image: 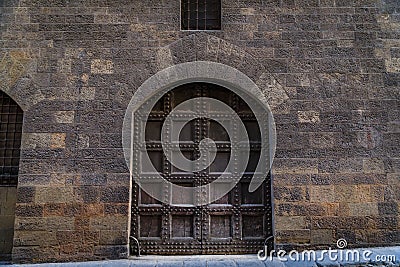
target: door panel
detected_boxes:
[131,82,273,255]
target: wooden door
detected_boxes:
[130,83,273,255]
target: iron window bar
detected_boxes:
[181,0,222,31]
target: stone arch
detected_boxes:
[114,33,290,112]
[154,33,290,112]
[0,50,42,112]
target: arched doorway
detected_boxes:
[0,91,23,260]
[129,82,273,254]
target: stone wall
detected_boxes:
[0,0,398,263]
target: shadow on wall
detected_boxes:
[0,187,17,261]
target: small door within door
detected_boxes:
[130,83,273,254]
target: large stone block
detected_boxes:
[276,230,311,243]
[275,216,307,230]
[82,203,105,217]
[74,186,100,204]
[363,158,385,174]
[43,203,65,217]
[276,203,327,216]
[89,216,128,231]
[14,217,48,231]
[15,204,43,217]
[16,187,35,204]
[273,174,310,186]
[348,202,379,216]
[53,111,75,124]
[91,59,114,74]
[99,230,127,245]
[273,158,319,174]
[12,246,43,263]
[21,133,52,149]
[93,245,128,259]
[50,133,67,149]
[310,229,334,245]
[297,111,320,123]
[35,187,74,204]
[104,204,129,216]
[339,158,364,173]
[378,202,399,216]
[274,186,308,202]
[334,185,354,202]
[14,230,57,246]
[310,185,335,203]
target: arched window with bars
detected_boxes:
[0,91,23,260]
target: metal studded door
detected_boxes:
[130,82,273,255]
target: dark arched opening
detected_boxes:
[0,91,23,261]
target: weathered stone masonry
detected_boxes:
[0,0,399,263]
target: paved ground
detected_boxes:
[1,247,399,267]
